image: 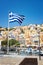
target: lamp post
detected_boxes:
[37,28,41,60]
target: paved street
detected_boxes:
[0,55,43,65]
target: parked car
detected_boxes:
[25,48,32,55]
[32,49,42,55]
[19,49,27,55]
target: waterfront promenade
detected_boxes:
[0,55,43,65]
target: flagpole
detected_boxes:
[7,12,9,54]
[7,12,25,54]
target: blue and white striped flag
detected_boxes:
[9,12,25,25]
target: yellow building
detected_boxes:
[40,32,43,46]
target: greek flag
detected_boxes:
[9,12,25,25]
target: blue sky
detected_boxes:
[0,0,43,28]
